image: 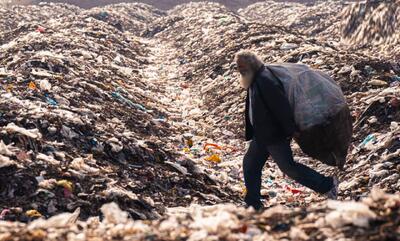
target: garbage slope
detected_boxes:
[146,0,400,226]
[0,2,236,222]
[0,1,399,241]
[340,0,400,57]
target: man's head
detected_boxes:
[234,50,264,89]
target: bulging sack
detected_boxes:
[266,63,347,130]
[265,64,352,168]
[294,106,353,169]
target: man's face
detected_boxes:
[237,59,251,75]
[236,59,255,89]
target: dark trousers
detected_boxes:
[243,139,333,209]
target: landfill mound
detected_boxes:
[0,189,399,240]
[148,0,400,204]
[83,3,166,34]
[1,0,278,10]
[148,2,400,138]
[0,2,81,32]
[0,1,400,240]
[0,2,238,223]
[146,2,314,141]
[340,0,400,57]
[0,3,82,45]
[239,1,346,37]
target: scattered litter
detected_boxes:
[0,2,399,240]
[205,154,222,163]
[25,210,42,218]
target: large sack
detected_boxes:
[294,106,353,169]
[266,63,347,130]
[265,64,352,168]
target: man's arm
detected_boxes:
[256,77,296,138]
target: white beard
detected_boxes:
[239,72,254,89]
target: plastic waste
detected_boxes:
[36,26,46,33]
[364,65,375,75]
[111,91,147,111]
[0,2,399,239]
[368,79,387,86]
[45,95,58,106]
[205,154,221,163]
[4,123,42,139]
[16,151,29,161]
[57,180,73,192]
[325,200,377,228]
[390,97,399,107]
[360,134,376,147]
[101,202,129,224]
[0,141,14,156]
[0,209,10,220]
[39,79,52,91]
[182,133,194,147]
[70,157,100,174]
[28,81,37,90]
[204,143,222,151]
[26,210,42,218]
[36,153,60,165]
[280,43,298,50]
[60,125,79,140]
[5,84,13,92]
[165,161,188,175]
[268,190,277,198]
[28,208,80,229]
[203,143,237,153]
[390,80,400,87]
[285,185,302,195]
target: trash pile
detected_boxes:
[0,2,81,33]
[340,0,400,57]
[148,2,399,141]
[239,1,347,37]
[146,2,311,140]
[342,85,400,198]
[0,188,399,240]
[83,3,166,35]
[0,2,238,223]
[144,0,400,214]
[0,1,399,240]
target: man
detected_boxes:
[235,50,338,210]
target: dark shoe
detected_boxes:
[244,195,263,211]
[247,204,265,213]
[242,201,264,211]
[331,152,345,170]
[325,176,339,200]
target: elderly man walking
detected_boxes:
[235,50,339,210]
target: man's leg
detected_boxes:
[267,140,333,194]
[243,140,269,209]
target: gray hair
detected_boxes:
[234,50,264,72]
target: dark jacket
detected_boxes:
[245,65,296,145]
